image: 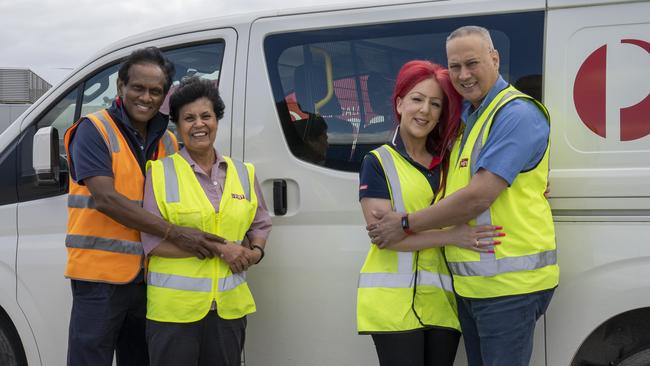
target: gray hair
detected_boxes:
[446,26,494,50]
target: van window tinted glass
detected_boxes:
[17,41,226,203]
[264,11,544,171]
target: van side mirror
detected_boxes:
[32,126,60,186]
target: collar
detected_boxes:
[108,97,169,138]
[389,127,440,170]
[461,75,508,123]
[179,147,225,175]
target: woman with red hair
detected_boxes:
[356,60,501,366]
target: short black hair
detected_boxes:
[118,47,175,94]
[169,77,225,123]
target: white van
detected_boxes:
[0,0,649,364]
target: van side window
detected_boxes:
[264,11,544,171]
[16,41,226,203]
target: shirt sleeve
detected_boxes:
[473,99,549,185]
[68,118,113,185]
[358,153,391,200]
[141,167,164,255]
[245,175,273,242]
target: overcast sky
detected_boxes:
[0,0,379,86]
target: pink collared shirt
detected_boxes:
[142,148,272,255]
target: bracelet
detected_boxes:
[401,214,414,235]
[161,222,172,241]
[251,244,265,264]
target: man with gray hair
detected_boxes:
[368,25,558,365]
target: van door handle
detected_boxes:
[273,179,287,216]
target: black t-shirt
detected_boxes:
[358,132,441,202]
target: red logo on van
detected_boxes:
[573,39,650,141]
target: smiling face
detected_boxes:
[177,97,218,155]
[116,63,167,126]
[396,77,444,142]
[446,33,500,108]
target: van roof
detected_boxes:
[94,0,447,57]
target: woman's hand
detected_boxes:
[366,210,406,248]
[448,224,504,253]
[219,242,255,273]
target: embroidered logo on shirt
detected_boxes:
[459,158,469,168]
[359,184,368,190]
[231,193,246,200]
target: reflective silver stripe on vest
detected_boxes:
[90,111,120,153]
[417,270,454,292]
[65,234,143,255]
[218,272,247,292]
[470,90,524,261]
[161,132,175,154]
[358,272,414,288]
[148,271,212,292]
[358,271,453,292]
[375,146,413,274]
[68,194,142,208]
[448,249,557,277]
[161,157,180,203]
[231,159,251,201]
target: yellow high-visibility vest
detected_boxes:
[146,153,257,322]
[445,85,559,298]
[357,145,460,333]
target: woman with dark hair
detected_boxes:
[356,61,501,366]
[141,77,271,366]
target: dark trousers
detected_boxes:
[67,274,148,366]
[456,289,555,366]
[371,327,461,366]
[147,310,247,366]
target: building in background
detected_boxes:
[0,68,52,132]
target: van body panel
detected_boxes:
[0,0,648,364]
[545,1,650,365]
[547,220,650,365]
[548,0,648,9]
[546,1,650,199]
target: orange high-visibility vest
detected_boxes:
[63,109,178,284]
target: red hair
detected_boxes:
[392,60,462,162]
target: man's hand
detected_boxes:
[366,210,406,248]
[247,246,263,265]
[219,242,255,273]
[167,225,225,259]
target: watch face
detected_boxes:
[401,214,409,229]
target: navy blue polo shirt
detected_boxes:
[68,98,170,184]
[359,131,441,202]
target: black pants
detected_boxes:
[371,328,461,366]
[67,274,148,366]
[147,310,247,366]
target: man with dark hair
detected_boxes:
[64,47,231,366]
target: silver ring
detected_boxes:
[474,240,480,248]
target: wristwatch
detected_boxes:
[401,214,414,235]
